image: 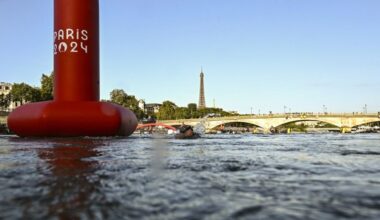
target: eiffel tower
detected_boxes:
[198,68,206,109]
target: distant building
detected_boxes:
[145,103,161,115]
[138,99,145,110]
[0,82,21,112]
[138,99,161,115]
[0,82,12,95]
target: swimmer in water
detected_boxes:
[175,125,201,139]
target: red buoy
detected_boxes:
[7,0,137,137]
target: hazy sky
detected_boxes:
[0,0,379,114]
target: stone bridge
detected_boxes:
[160,113,380,133]
[2,113,380,133]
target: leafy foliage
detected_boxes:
[40,72,54,101]
[110,89,128,105]
[109,89,145,119]
[0,94,11,111]
[157,101,177,120]
[4,72,53,110]
[157,101,233,120]
[10,83,41,104]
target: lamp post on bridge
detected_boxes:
[284,106,287,115]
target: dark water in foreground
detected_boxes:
[0,134,379,220]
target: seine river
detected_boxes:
[0,134,379,219]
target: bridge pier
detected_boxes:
[340,127,352,134]
[252,127,260,134]
[263,128,271,134]
[287,128,292,134]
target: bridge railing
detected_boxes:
[159,112,379,123]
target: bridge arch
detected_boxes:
[273,118,340,129]
[352,118,380,128]
[208,120,265,130]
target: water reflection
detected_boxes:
[37,139,103,219]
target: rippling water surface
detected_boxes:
[0,134,379,219]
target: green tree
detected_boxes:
[157,101,177,120]
[10,83,41,104]
[187,103,197,111]
[175,107,190,119]
[193,107,232,118]
[125,95,145,119]
[109,89,235,120]
[40,72,54,101]
[187,103,197,118]
[109,89,145,120]
[110,89,128,105]
[0,94,11,111]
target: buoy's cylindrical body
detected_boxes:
[7,0,138,137]
[54,0,99,101]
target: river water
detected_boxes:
[0,134,379,219]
